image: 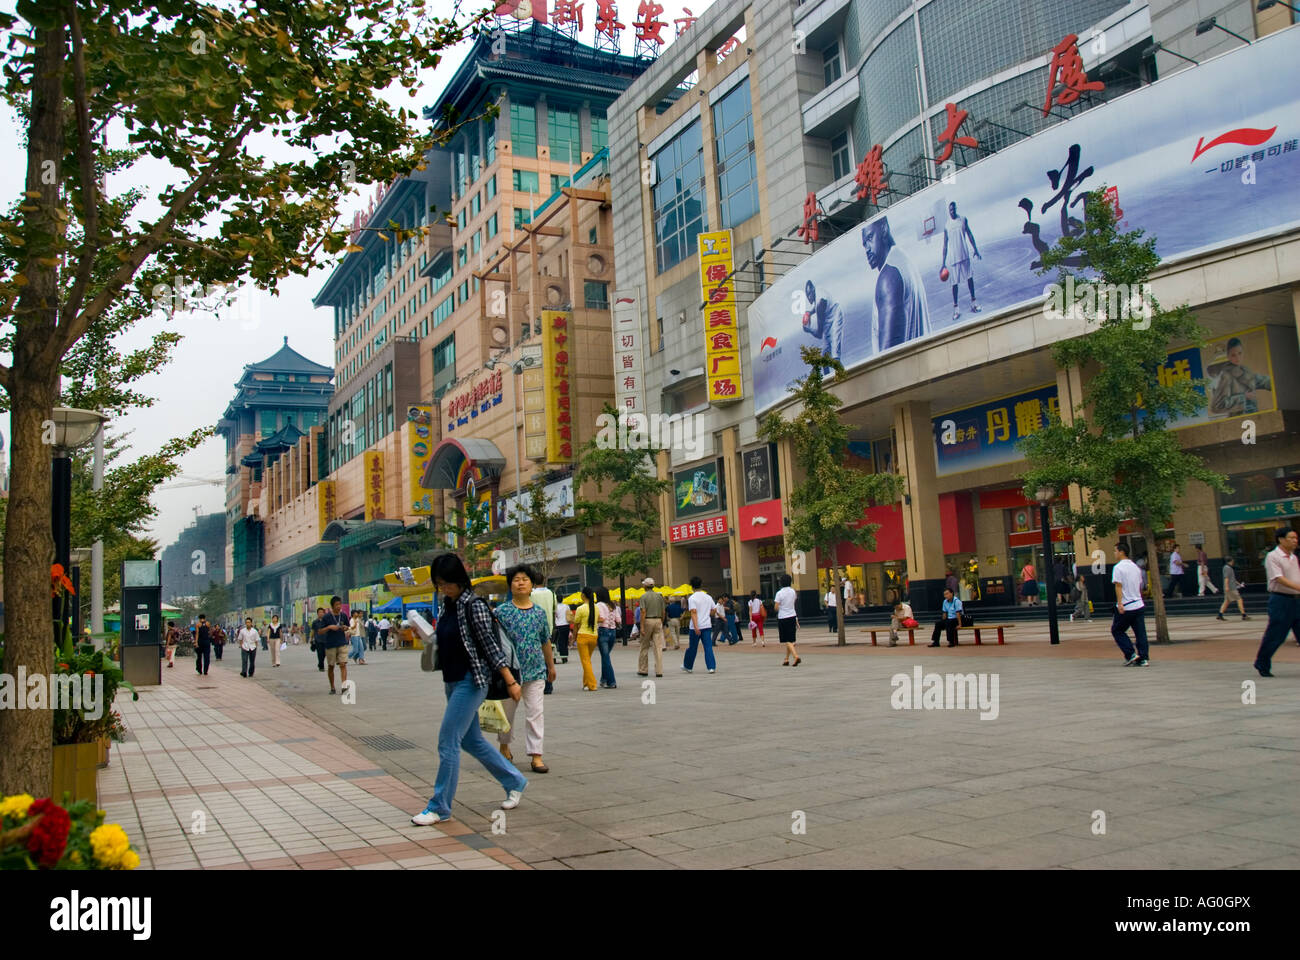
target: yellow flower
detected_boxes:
[0,794,35,819]
[120,849,140,870]
[90,823,133,868]
[70,851,83,864]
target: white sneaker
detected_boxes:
[411,805,446,826]
[501,789,524,810]
[708,668,715,674]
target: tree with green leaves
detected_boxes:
[574,405,671,634]
[760,347,905,647]
[1019,187,1228,645]
[432,501,503,582]
[505,476,573,585]
[0,0,489,796]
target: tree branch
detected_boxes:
[0,362,10,394]
[59,0,100,331]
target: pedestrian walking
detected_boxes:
[494,565,555,773]
[194,614,212,675]
[1071,572,1091,622]
[748,591,766,645]
[843,577,857,615]
[366,616,378,651]
[349,612,368,664]
[210,621,225,661]
[237,616,260,677]
[1196,546,1218,596]
[774,574,800,666]
[571,586,601,691]
[1217,559,1250,621]
[683,577,721,674]
[164,625,179,668]
[410,554,527,825]
[720,592,740,644]
[379,616,392,650]
[552,596,570,664]
[1110,543,1149,666]
[530,584,557,695]
[594,587,620,689]
[888,600,913,646]
[259,621,269,651]
[665,597,684,649]
[1252,527,1300,677]
[637,578,666,677]
[1164,543,1186,598]
[268,614,283,667]
[929,588,962,647]
[311,606,328,672]
[319,597,351,694]
[824,584,838,633]
[1020,562,1038,606]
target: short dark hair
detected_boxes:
[779,574,792,587]
[505,564,540,587]
[198,613,206,620]
[1115,543,1129,557]
[430,553,473,591]
[1226,336,1243,351]
[330,595,342,605]
[1277,527,1295,544]
[689,576,702,589]
[317,606,326,613]
[943,587,954,596]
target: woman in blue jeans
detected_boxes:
[412,554,527,826]
[595,586,620,689]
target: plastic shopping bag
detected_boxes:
[280,641,288,651]
[478,698,511,734]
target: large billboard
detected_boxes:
[749,29,1300,414]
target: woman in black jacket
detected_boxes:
[412,554,527,826]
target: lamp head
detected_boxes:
[1195,17,1215,35]
[1035,486,1056,505]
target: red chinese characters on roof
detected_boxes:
[634,1,667,45]
[797,191,821,244]
[551,0,583,29]
[854,144,888,207]
[935,102,978,165]
[595,0,625,39]
[1043,33,1104,117]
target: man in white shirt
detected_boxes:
[843,578,856,615]
[774,574,801,666]
[824,586,838,633]
[1163,544,1185,598]
[1253,527,1300,677]
[237,617,261,678]
[378,616,392,650]
[552,598,570,664]
[683,576,721,674]
[531,585,557,694]
[1111,543,1149,666]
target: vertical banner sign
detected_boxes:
[364,451,385,522]
[522,346,547,461]
[611,291,646,429]
[542,310,574,463]
[698,230,744,404]
[406,405,435,515]
[316,480,336,540]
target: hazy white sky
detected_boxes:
[0,1,711,554]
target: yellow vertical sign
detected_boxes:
[406,405,435,515]
[541,309,574,463]
[364,451,385,522]
[698,230,743,404]
[316,480,336,540]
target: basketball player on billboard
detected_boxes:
[801,279,844,364]
[940,202,982,321]
[862,216,929,353]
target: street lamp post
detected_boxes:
[50,407,108,648]
[1036,485,1061,645]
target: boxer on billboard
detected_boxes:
[940,202,982,321]
[862,217,929,352]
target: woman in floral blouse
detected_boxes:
[494,564,556,773]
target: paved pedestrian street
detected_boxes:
[104,618,1300,870]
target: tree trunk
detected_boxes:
[1143,525,1172,643]
[0,19,66,798]
[833,546,845,647]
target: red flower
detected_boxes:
[50,564,75,598]
[25,798,71,868]
[84,671,94,678]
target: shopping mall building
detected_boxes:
[609,0,1300,612]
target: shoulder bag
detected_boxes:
[482,601,521,699]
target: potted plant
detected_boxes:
[0,793,140,870]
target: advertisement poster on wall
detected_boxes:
[674,460,724,519]
[747,29,1300,414]
[406,405,435,515]
[741,445,774,504]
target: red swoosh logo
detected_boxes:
[1190,126,1277,163]
[760,337,777,351]
[615,297,634,304]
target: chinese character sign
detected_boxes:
[364,451,386,522]
[542,310,574,463]
[935,102,978,165]
[1044,34,1104,117]
[698,230,744,404]
[406,405,436,515]
[317,480,336,540]
[932,384,1060,477]
[611,291,646,428]
[670,514,728,542]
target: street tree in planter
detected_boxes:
[433,502,506,583]
[575,405,671,639]
[0,0,490,796]
[505,477,573,585]
[1018,187,1228,645]
[760,347,905,647]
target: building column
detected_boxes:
[657,449,675,587]
[721,426,750,596]
[893,401,946,612]
[775,436,818,615]
[1056,365,1092,571]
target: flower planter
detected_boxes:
[51,743,99,807]
[96,737,110,769]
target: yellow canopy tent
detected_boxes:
[561,593,584,605]
[624,587,646,599]
[670,584,694,596]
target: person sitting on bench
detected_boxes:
[929,588,962,647]
[889,601,914,647]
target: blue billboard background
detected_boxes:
[748,28,1300,414]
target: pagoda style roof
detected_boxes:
[247,337,333,376]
